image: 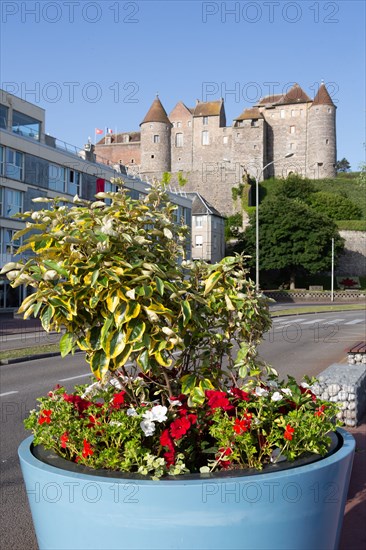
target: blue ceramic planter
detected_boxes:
[19,429,354,550]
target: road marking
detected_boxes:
[0,391,19,397]
[300,318,327,325]
[275,318,307,325]
[59,373,92,382]
[344,319,365,325]
[321,318,344,325]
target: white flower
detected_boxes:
[300,382,310,389]
[268,380,279,388]
[169,398,182,407]
[127,408,138,417]
[110,421,123,427]
[282,388,293,396]
[143,405,168,423]
[271,391,283,402]
[140,419,155,436]
[254,387,268,397]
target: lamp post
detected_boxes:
[254,152,294,292]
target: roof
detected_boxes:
[193,100,223,117]
[187,192,225,218]
[312,83,335,106]
[140,96,171,125]
[169,101,193,119]
[96,132,141,145]
[235,107,263,121]
[278,83,311,104]
[257,84,311,106]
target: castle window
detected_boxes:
[202,131,209,145]
[280,110,285,119]
[188,121,192,127]
[203,117,208,125]
[172,122,176,127]
[151,155,155,159]
[175,133,183,147]
[130,159,135,163]
[153,135,160,143]
[325,139,329,145]
[300,110,303,117]
[253,144,257,149]
[290,143,295,150]
[223,136,228,145]
[122,135,129,143]
[290,126,295,134]
[315,108,319,114]
[150,124,153,129]
[251,120,259,127]
[328,108,332,113]
[291,110,296,117]
[177,122,182,128]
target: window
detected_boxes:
[151,154,155,159]
[213,235,217,250]
[0,104,8,129]
[251,120,259,127]
[153,135,160,143]
[195,235,203,247]
[223,136,228,145]
[12,110,40,140]
[0,146,4,175]
[188,121,192,127]
[202,131,209,145]
[290,143,295,150]
[253,144,257,149]
[175,133,183,147]
[315,108,319,114]
[0,188,23,217]
[280,110,285,119]
[122,135,129,143]
[67,169,81,195]
[177,122,182,128]
[325,139,329,145]
[300,109,303,117]
[5,149,24,181]
[291,110,296,117]
[130,159,135,164]
[328,107,332,113]
[290,126,295,134]
[203,117,208,125]
[49,164,66,192]
[195,216,203,228]
[105,181,118,193]
[2,228,21,254]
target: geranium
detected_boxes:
[170,416,191,440]
[60,432,69,448]
[82,439,93,458]
[38,410,52,425]
[315,405,326,417]
[233,414,252,434]
[205,390,233,411]
[111,391,126,409]
[284,425,295,441]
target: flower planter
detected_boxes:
[19,429,355,550]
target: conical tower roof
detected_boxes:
[278,83,311,104]
[312,83,335,106]
[140,96,171,125]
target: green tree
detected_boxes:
[309,191,362,220]
[336,158,351,172]
[273,174,316,202]
[239,197,344,288]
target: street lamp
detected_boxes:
[254,152,294,292]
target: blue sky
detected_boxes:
[1,0,365,169]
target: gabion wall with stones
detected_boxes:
[313,363,366,427]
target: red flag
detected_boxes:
[95,128,103,135]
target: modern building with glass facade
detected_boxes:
[0,90,191,311]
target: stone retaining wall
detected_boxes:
[313,363,366,427]
[264,290,366,302]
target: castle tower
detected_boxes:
[140,95,171,177]
[307,83,337,179]
[232,106,266,180]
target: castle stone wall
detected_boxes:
[336,231,366,276]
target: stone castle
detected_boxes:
[95,82,336,215]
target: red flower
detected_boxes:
[205,390,233,411]
[82,439,93,458]
[233,414,252,434]
[163,450,176,467]
[216,447,232,469]
[38,409,52,424]
[87,414,101,428]
[63,393,92,415]
[299,386,317,402]
[111,391,126,410]
[315,405,326,417]
[170,416,191,440]
[284,424,295,441]
[60,432,69,448]
[230,388,250,402]
[160,429,176,466]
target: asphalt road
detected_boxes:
[0,309,365,549]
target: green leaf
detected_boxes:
[104,330,127,359]
[40,305,54,332]
[181,300,191,326]
[127,320,146,343]
[181,374,197,394]
[100,315,113,346]
[137,350,149,371]
[60,333,73,358]
[204,271,222,296]
[43,260,68,277]
[155,276,164,296]
[90,349,110,379]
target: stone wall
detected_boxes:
[336,231,366,276]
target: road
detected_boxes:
[0,309,365,549]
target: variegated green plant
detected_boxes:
[1,179,271,406]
